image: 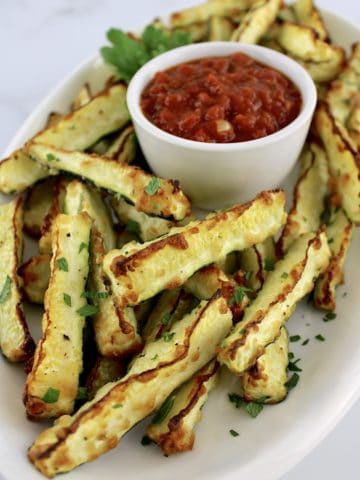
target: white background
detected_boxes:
[0,1,359,478]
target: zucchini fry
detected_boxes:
[19,254,51,305]
[65,181,142,357]
[238,237,276,292]
[315,102,360,224]
[276,142,329,256]
[209,16,235,41]
[0,150,51,195]
[85,356,126,400]
[28,294,232,476]
[231,0,282,44]
[292,0,328,40]
[0,198,34,361]
[24,213,91,419]
[147,360,219,455]
[39,177,69,254]
[45,112,62,128]
[184,264,231,300]
[218,231,330,375]
[70,83,92,111]
[103,190,286,309]
[314,208,354,311]
[111,196,175,242]
[242,326,289,404]
[105,125,137,163]
[24,178,56,238]
[26,142,191,221]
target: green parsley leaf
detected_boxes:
[151,354,158,361]
[229,286,253,305]
[100,25,192,83]
[46,153,58,162]
[285,373,300,391]
[323,312,337,322]
[290,335,301,343]
[229,429,239,437]
[288,359,302,372]
[161,312,171,326]
[76,304,99,317]
[315,334,325,342]
[302,338,309,346]
[245,402,264,418]
[141,435,152,446]
[112,403,123,409]
[228,393,245,409]
[63,293,72,307]
[81,291,109,300]
[281,272,289,279]
[57,257,68,272]
[76,386,87,400]
[162,331,175,342]
[153,395,176,424]
[264,258,275,271]
[79,242,88,253]
[42,387,60,403]
[145,178,161,196]
[0,276,12,304]
[125,220,141,235]
[288,352,295,360]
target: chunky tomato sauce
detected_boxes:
[141,53,302,143]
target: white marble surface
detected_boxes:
[0,0,359,478]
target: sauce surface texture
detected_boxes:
[141,53,302,143]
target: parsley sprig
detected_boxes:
[101,25,192,83]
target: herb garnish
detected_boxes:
[161,332,175,342]
[281,272,288,279]
[42,387,60,403]
[228,393,266,418]
[315,334,325,342]
[101,25,192,83]
[81,290,109,300]
[141,435,152,446]
[290,335,301,343]
[76,304,99,317]
[63,293,72,307]
[153,395,175,424]
[76,387,87,400]
[264,258,275,271]
[145,178,161,196]
[302,339,309,346]
[0,276,12,304]
[112,403,123,409]
[229,429,239,437]
[57,257,69,272]
[285,373,300,391]
[229,286,253,305]
[79,242,88,253]
[46,153,59,162]
[161,312,171,326]
[323,312,337,322]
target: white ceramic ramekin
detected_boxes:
[127,42,317,210]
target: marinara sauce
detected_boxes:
[141,53,302,143]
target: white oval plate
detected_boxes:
[1,9,359,480]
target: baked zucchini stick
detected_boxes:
[19,254,51,305]
[85,356,127,400]
[105,125,137,163]
[218,231,330,375]
[26,142,191,221]
[292,0,329,40]
[24,178,56,238]
[209,16,235,41]
[314,208,354,311]
[24,213,91,419]
[276,141,329,256]
[231,0,282,44]
[241,326,289,404]
[147,360,220,455]
[28,294,232,476]
[238,237,276,292]
[184,264,232,300]
[65,181,142,357]
[103,190,286,309]
[70,83,92,111]
[0,198,34,361]
[39,177,69,254]
[315,102,360,224]
[111,196,175,242]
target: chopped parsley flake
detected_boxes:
[302,339,309,346]
[245,271,253,282]
[63,293,72,307]
[112,403,123,409]
[245,402,264,418]
[264,258,275,271]
[76,387,87,400]
[161,332,175,342]
[42,387,60,403]
[46,153,58,162]
[229,429,239,437]
[285,373,300,391]
[281,272,289,279]
[153,395,175,424]
[315,334,325,342]
[288,359,302,372]
[145,177,161,196]
[57,257,69,272]
[290,335,301,343]
[228,393,245,409]
[229,286,253,305]
[76,304,99,317]
[79,242,88,253]
[0,276,12,304]
[323,312,337,322]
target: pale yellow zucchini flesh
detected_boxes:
[0,198,34,361]
[70,83,92,111]
[147,360,219,455]
[314,208,354,311]
[315,102,360,224]
[242,326,289,404]
[19,254,51,305]
[103,190,286,309]
[26,142,191,221]
[24,213,91,420]
[292,0,328,40]
[276,142,329,256]
[238,237,276,291]
[184,264,232,300]
[218,231,330,375]
[24,178,56,238]
[105,125,137,163]
[231,0,282,44]
[209,16,235,41]
[28,294,232,476]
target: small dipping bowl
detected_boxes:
[127,42,317,210]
